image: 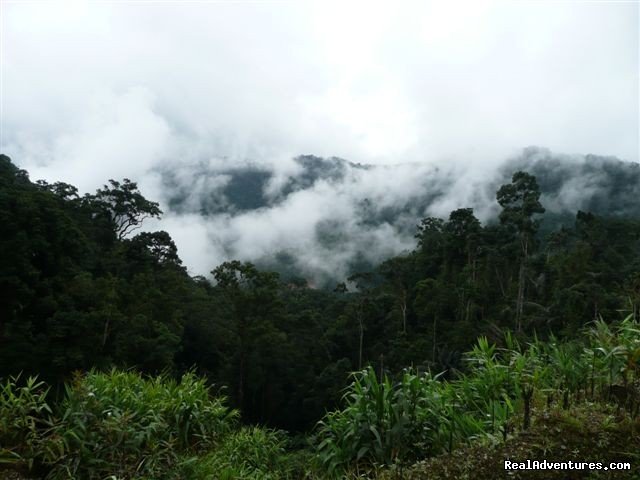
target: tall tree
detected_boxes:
[445,208,482,324]
[496,171,545,331]
[378,255,416,334]
[345,272,380,370]
[211,261,284,420]
[93,179,162,240]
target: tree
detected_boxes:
[347,272,378,370]
[445,209,483,324]
[414,278,444,364]
[128,231,182,266]
[445,208,481,270]
[211,261,284,420]
[36,180,80,201]
[415,217,446,280]
[93,179,162,240]
[496,171,545,331]
[415,217,445,252]
[378,255,415,334]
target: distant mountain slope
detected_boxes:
[156,147,639,283]
[160,155,373,215]
[501,147,640,217]
[162,148,639,219]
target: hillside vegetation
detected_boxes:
[1,317,638,478]
[1,152,639,478]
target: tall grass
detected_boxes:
[52,369,238,479]
[315,367,487,475]
[176,426,303,480]
[2,315,637,479]
[0,375,54,471]
[1,370,239,479]
[315,315,640,475]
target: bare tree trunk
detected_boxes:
[516,260,525,331]
[495,267,507,298]
[238,351,245,410]
[102,317,110,347]
[516,236,529,332]
[432,316,437,363]
[238,318,246,411]
[400,291,407,334]
[358,310,364,370]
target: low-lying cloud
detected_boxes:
[1,1,638,281]
[142,149,639,284]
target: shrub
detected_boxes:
[315,317,640,476]
[0,375,54,471]
[47,369,238,479]
[175,426,295,480]
[315,367,449,475]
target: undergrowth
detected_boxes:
[1,315,638,479]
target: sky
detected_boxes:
[1,0,638,278]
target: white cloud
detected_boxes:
[1,0,637,278]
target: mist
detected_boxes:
[1,1,638,281]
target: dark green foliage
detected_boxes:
[0,371,324,480]
[2,152,640,441]
[1,370,239,479]
[316,316,640,475]
[0,155,192,381]
[316,367,452,473]
[387,403,640,479]
[93,178,162,240]
[497,171,545,331]
[157,149,639,290]
[224,169,273,211]
[177,427,301,479]
[0,375,53,472]
[50,370,236,479]
[2,318,638,479]
[497,171,545,237]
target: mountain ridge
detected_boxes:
[154,147,639,284]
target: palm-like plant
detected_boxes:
[315,316,640,474]
[0,375,54,470]
[48,370,238,479]
[316,367,447,475]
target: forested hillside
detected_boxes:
[156,147,640,285]
[1,152,639,478]
[2,152,639,428]
[160,148,640,221]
